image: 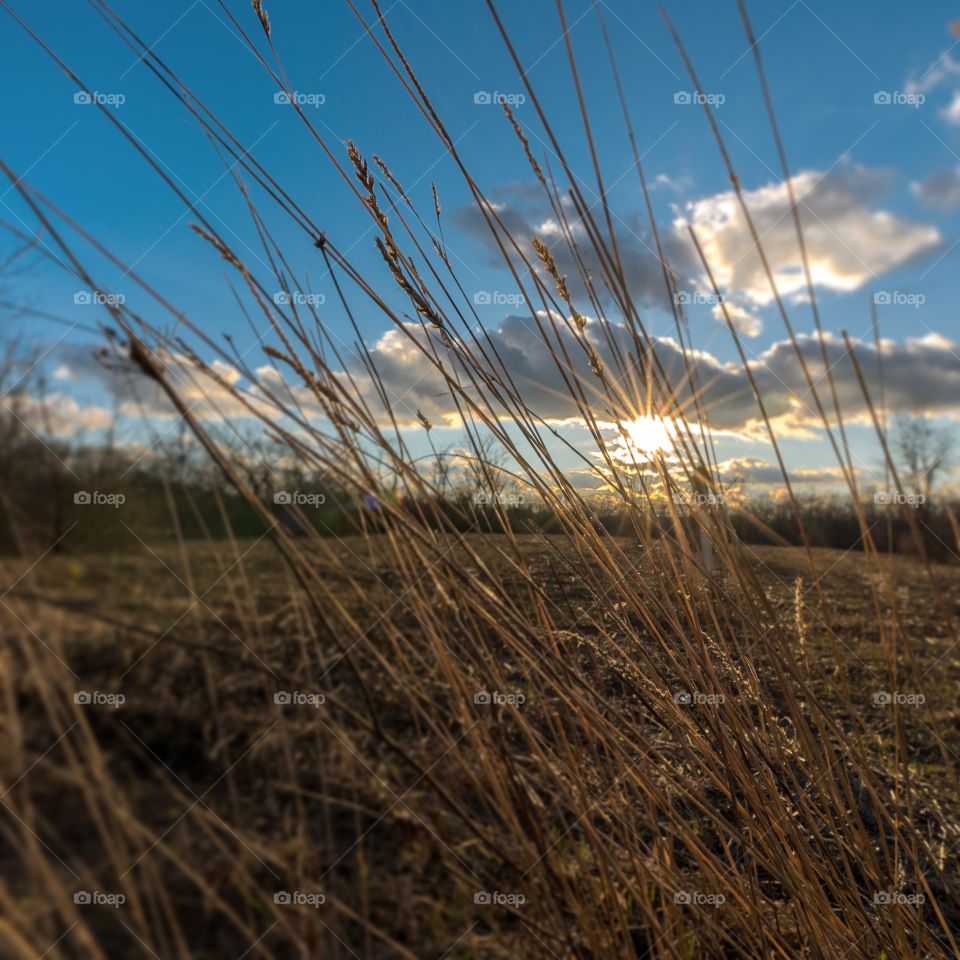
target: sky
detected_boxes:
[3,0,960,497]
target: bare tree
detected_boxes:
[894,415,957,501]
[428,441,455,500]
[464,432,509,502]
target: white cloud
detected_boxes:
[906,52,960,98]
[906,50,960,125]
[674,167,941,319]
[943,90,960,125]
[712,301,762,338]
[457,169,939,339]
[651,173,691,193]
[16,392,115,436]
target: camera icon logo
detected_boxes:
[273,291,291,305]
[473,291,492,305]
[274,692,292,705]
[73,291,92,305]
[274,891,292,904]
[274,91,291,105]
[673,291,692,305]
[74,692,92,704]
[673,691,692,705]
[874,91,892,105]
[473,891,492,904]
[274,491,292,505]
[74,891,92,904]
[73,91,92,105]
[674,891,692,904]
[873,691,892,705]
[873,291,891,305]
[474,691,491,704]
[473,91,492,105]
[74,491,92,505]
[674,91,692,104]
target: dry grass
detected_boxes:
[1,0,959,957]
[2,537,959,957]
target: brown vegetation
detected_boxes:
[1,1,959,957]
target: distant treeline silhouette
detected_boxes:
[2,433,956,561]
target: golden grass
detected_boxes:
[1,0,958,956]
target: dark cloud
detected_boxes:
[911,166,960,210]
[452,184,693,313]
[337,318,960,439]
[47,322,960,443]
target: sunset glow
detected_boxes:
[620,415,675,456]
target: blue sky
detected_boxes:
[3,0,960,493]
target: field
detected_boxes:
[4,0,960,956]
[3,533,958,957]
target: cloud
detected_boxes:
[456,169,939,339]
[714,456,847,487]
[35,323,960,447]
[651,173,692,193]
[580,454,850,497]
[943,91,960,125]
[906,51,960,125]
[674,167,941,318]
[906,52,960,98]
[14,392,115,436]
[48,341,305,426]
[333,320,960,441]
[453,183,694,313]
[911,166,960,209]
[712,301,762,338]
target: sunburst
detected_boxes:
[620,415,674,456]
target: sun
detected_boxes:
[621,415,675,455]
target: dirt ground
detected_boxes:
[2,533,958,957]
